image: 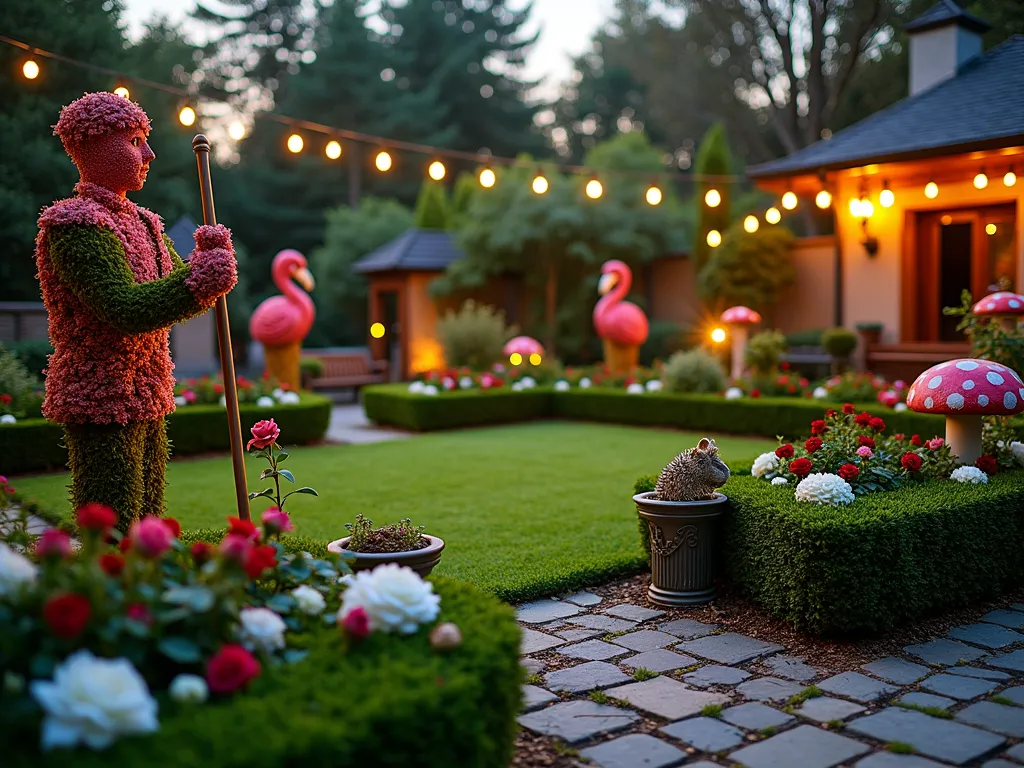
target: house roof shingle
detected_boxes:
[166,215,199,260]
[352,228,463,274]
[904,0,990,35]
[748,35,1024,179]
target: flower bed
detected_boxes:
[0,395,332,475]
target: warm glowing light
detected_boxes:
[704,188,721,207]
[479,168,496,188]
[986,223,997,235]
[974,172,988,189]
[879,188,894,208]
[781,191,798,210]
[113,85,130,99]
[765,207,781,224]
[743,215,759,233]
[529,353,542,366]
[711,327,727,343]
[848,198,862,217]
[375,151,393,172]
[815,189,832,209]
[428,160,446,180]
[531,174,549,195]
[645,185,662,206]
[228,121,246,141]
[22,60,39,79]
[370,322,386,338]
[286,134,304,153]
[941,215,952,226]
[1005,171,1017,187]
[178,106,196,127]
[325,140,342,159]
[585,179,603,199]
[509,352,523,366]
[706,229,722,248]
[925,181,938,199]
[859,200,874,218]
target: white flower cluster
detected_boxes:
[459,376,474,389]
[751,451,779,478]
[554,380,571,391]
[794,473,855,506]
[771,477,788,486]
[579,377,592,388]
[1011,441,1024,467]
[407,381,439,396]
[627,383,644,394]
[893,402,908,412]
[951,466,988,484]
[237,607,287,653]
[291,584,327,615]
[646,379,663,392]
[273,388,301,405]
[169,674,208,704]
[338,563,440,635]
[724,387,743,400]
[812,387,829,399]
[0,414,16,424]
[511,376,537,392]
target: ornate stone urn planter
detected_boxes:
[327,535,445,578]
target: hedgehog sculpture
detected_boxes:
[656,438,730,501]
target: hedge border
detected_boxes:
[0,395,333,476]
[4,576,522,768]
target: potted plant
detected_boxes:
[822,327,859,373]
[855,322,884,346]
[633,438,730,607]
[328,515,445,578]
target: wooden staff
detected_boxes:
[192,134,250,521]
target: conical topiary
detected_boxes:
[655,438,731,501]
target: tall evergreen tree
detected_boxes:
[693,123,732,273]
[413,181,450,230]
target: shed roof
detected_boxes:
[352,228,463,274]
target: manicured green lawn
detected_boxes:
[14,421,773,602]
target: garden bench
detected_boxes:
[306,351,388,392]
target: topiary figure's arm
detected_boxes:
[47,224,236,335]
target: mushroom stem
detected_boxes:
[945,413,983,465]
[730,326,748,381]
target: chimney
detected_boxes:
[905,0,991,96]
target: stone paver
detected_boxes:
[863,657,931,685]
[984,650,1024,672]
[981,610,1024,630]
[729,724,870,768]
[684,664,751,688]
[659,617,718,639]
[981,760,1018,768]
[660,716,744,751]
[603,603,665,622]
[847,707,1005,765]
[327,404,409,443]
[736,676,806,702]
[557,639,629,661]
[520,628,565,654]
[955,701,1024,737]
[797,696,866,722]
[517,700,639,744]
[544,661,632,693]
[609,630,678,652]
[620,649,697,673]
[563,591,602,607]
[521,684,557,712]
[678,632,784,664]
[947,665,1012,681]
[721,702,795,730]
[854,754,949,768]
[579,733,684,768]
[920,672,998,700]
[904,638,988,666]
[521,658,546,675]
[999,685,1024,705]
[554,628,603,642]
[606,676,730,720]
[565,614,638,633]
[899,691,956,710]
[818,671,900,703]
[1005,742,1024,761]
[764,654,817,681]
[516,599,581,624]
[948,623,1024,650]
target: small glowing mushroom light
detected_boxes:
[906,359,1024,464]
[972,291,1024,332]
[503,336,544,366]
[720,306,762,380]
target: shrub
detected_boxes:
[662,349,726,393]
[786,329,824,347]
[300,357,325,379]
[0,347,42,417]
[744,330,787,375]
[437,300,513,370]
[1,339,52,378]
[640,321,689,366]
[821,327,859,360]
[697,223,796,310]
[363,385,551,431]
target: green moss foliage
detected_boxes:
[4,577,522,768]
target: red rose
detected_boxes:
[341,606,371,639]
[0,394,11,405]
[842,403,855,415]
[126,603,152,626]
[810,420,828,435]
[858,435,876,449]
[975,456,998,475]
[894,433,905,441]
[43,593,91,639]
[854,412,872,426]
[825,409,838,417]
[220,533,254,563]
[118,536,133,553]
[780,361,790,371]
[244,544,277,579]
[776,375,788,386]
[787,384,797,394]
[775,444,795,459]
[804,437,823,453]
[789,458,813,478]
[213,383,224,394]
[910,434,922,447]
[838,463,860,481]
[750,389,761,398]
[162,517,181,539]
[247,418,280,450]
[901,452,922,472]
[191,541,216,563]
[76,503,117,532]
[99,553,125,576]
[35,529,73,560]
[227,516,260,541]
[206,644,261,694]
[869,417,886,432]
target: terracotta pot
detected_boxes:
[327,535,445,578]
[633,491,728,607]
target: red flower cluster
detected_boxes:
[789,458,813,478]
[858,435,876,449]
[77,502,117,532]
[838,463,860,481]
[901,452,922,472]
[804,437,823,453]
[775,444,795,459]
[810,420,827,435]
[842,403,855,415]
[869,417,886,431]
[228,516,260,541]
[244,545,277,579]
[975,456,998,475]
[341,606,371,639]
[206,644,261,694]
[99,553,125,576]
[43,593,91,639]
[854,412,872,427]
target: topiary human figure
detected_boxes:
[35,92,237,531]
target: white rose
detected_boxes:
[422,384,438,396]
[338,562,440,635]
[0,542,37,597]
[795,473,855,506]
[520,376,536,388]
[441,376,456,390]
[168,674,208,704]
[277,391,300,404]
[407,381,425,394]
[1010,441,1024,466]
[645,379,663,392]
[218,395,226,407]
[554,380,570,391]
[256,396,274,407]
[237,607,287,653]
[30,651,158,751]
[173,395,187,407]
[751,451,780,478]
[724,387,743,400]
[951,466,988,484]
[459,376,474,389]
[511,381,524,392]
[292,584,327,615]
[894,402,908,412]
[0,414,16,424]
[626,383,644,394]
[771,477,788,486]
[579,377,592,389]
[812,387,828,399]
[272,388,285,399]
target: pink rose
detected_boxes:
[341,606,371,639]
[856,446,873,458]
[130,516,174,558]
[247,419,280,450]
[220,533,254,563]
[927,438,944,450]
[35,529,73,560]
[126,603,152,626]
[183,390,197,403]
[261,507,294,535]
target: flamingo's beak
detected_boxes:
[598,273,617,295]
[294,267,315,291]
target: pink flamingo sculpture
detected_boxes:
[249,249,316,391]
[593,260,649,372]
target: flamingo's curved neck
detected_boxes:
[596,268,632,315]
[274,262,314,319]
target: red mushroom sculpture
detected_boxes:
[906,358,1024,464]
[720,306,762,380]
[972,291,1024,331]
[504,336,544,364]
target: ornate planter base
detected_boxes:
[327,535,445,578]
[633,491,728,607]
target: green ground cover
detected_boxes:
[13,422,773,602]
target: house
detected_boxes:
[749,0,1023,380]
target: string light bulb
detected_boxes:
[743,215,758,233]
[645,185,662,206]
[765,207,781,224]
[974,171,988,189]
[286,133,304,153]
[370,322,385,338]
[509,352,523,366]
[22,59,40,80]
[781,191,798,210]
[986,223,997,236]
[585,178,603,199]
[325,140,342,159]
[428,160,446,181]
[228,121,246,141]
[925,181,938,199]
[178,105,196,127]
[711,327,727,343]
[375,150,393,172]
[531,173,549,195]
[815,189,832,209]
[1004,168,1017,187]
[706,229,722,247]
[113,84,130,99]
[879,181,894,208]
[478,167,496,188]
[849,198,863,217]
[529,353,542,366]
[704,188,721,207]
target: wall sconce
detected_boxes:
[850,197,878,256]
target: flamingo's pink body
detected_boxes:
[250,250,316,346]
[593,260,649,346]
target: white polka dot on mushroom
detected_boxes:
[987,372,1005,385]
[962,380,975,390]
[1006,392,1019,409]
[979,394,990,406]
[1011,300,1021,308]
[928,376,942,389]
[956,361,979,371]
[924,397,934,408]
[946,393,964,409]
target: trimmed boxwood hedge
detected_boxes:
[0,395,333,475]
[363,384,552,431]
[635,472,1024,636]
[4,576,522,768]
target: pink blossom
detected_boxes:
[220,533,254,563]
[856,446,873,458]
[126,603,152,625]
[261,507,294,534]
[927,438,945,450]
[35,529,73,560]
[182,390,197,403]
[129,516,174,558]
